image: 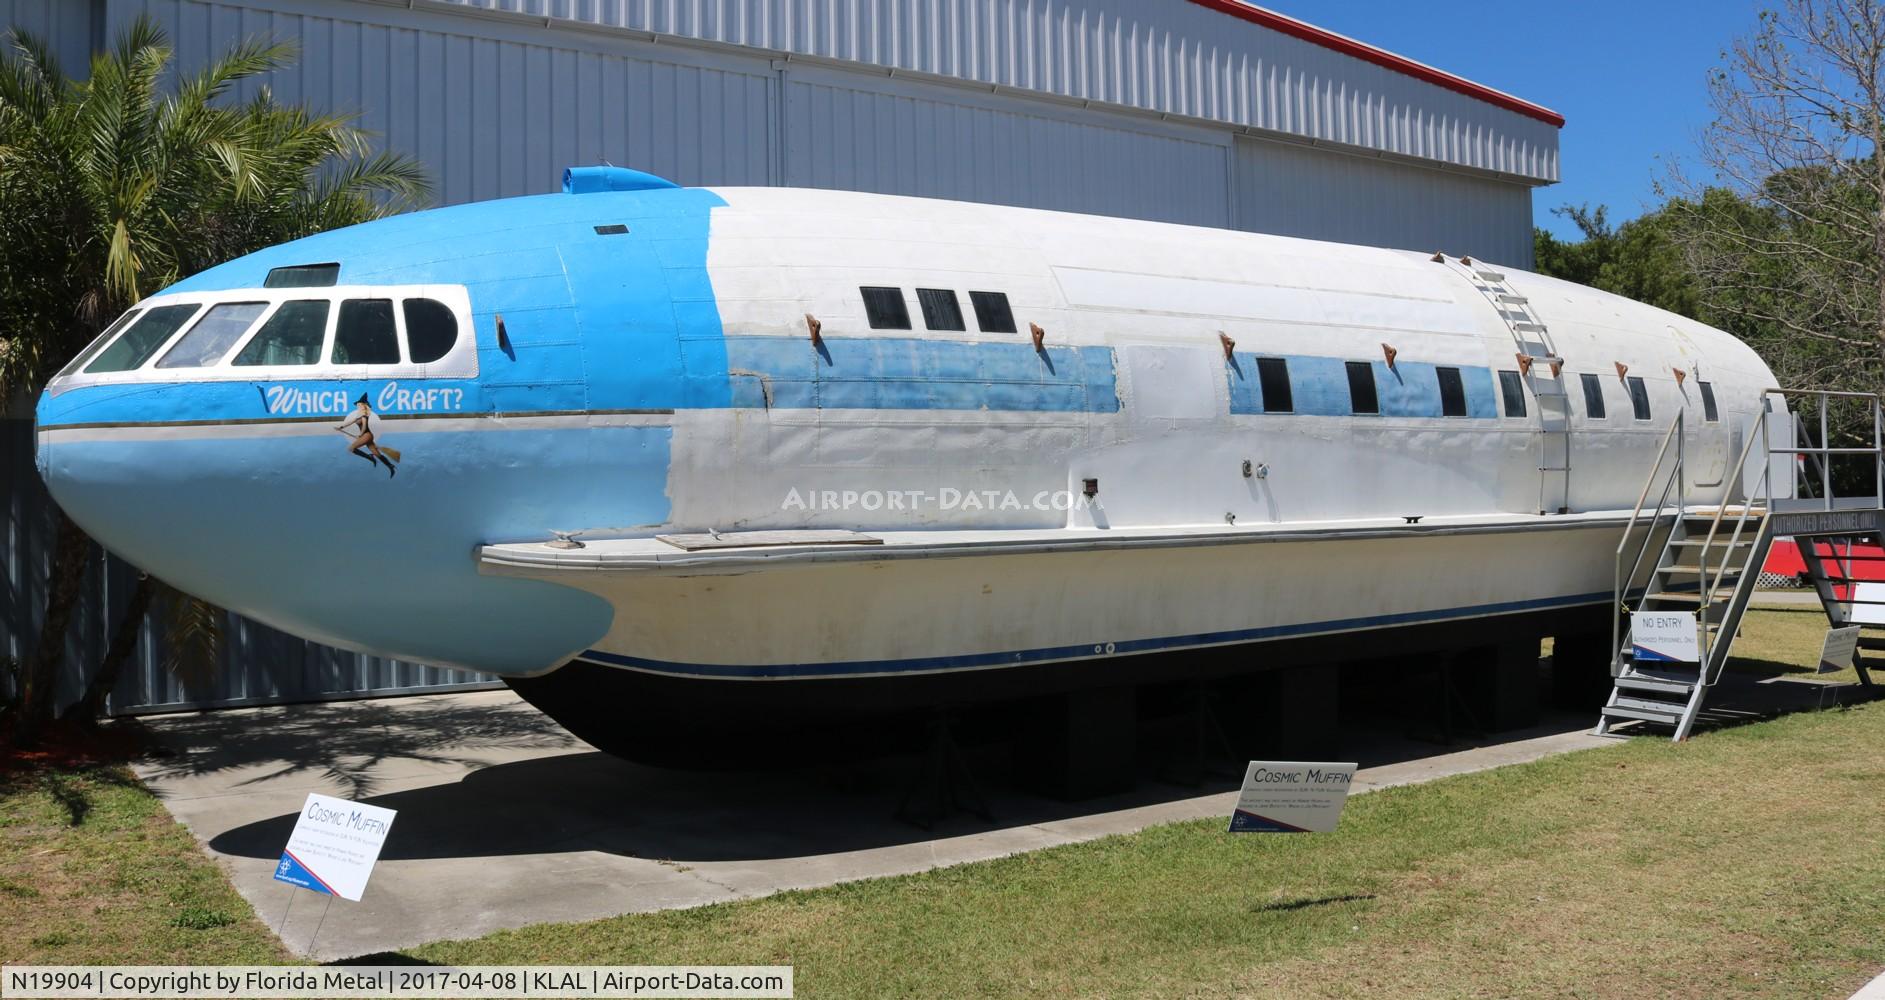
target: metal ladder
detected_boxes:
[1599,389,1885,740]
[1457,260,1572,514]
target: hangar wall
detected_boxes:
[93,0,1545,259]
[0,0,1555,714]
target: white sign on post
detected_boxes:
[1819,625,1862,674]
[1631,611,1700,664]
[272,793,396,902]
[1228,761,1357,833]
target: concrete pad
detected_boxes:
[129,680,1826,961]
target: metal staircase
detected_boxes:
[1599,389,1885,740]
[1457,260,1572,514]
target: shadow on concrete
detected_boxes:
[199,704,1596,867]
[139,696,578,800]
[172,661,1878,871]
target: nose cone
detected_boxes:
[30,184,713,674]
[36,378,634,674]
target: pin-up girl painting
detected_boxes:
[335,394,401,477]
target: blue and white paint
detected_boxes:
[36,169,1780,682]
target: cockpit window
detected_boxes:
[57,308,141,378]
[264,263,340,288]
[403,298,458,364]
[84,304,201,373]
[234,300,329,366]
[156,301,267,368]
[332,299,400,365]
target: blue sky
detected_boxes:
[1259,1,1762,241]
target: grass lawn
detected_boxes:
[0,764,287,965]
[1730,603,1871,684]
[407,703,1885,998]
[5,608,1882,997]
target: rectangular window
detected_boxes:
[83,304,201,373]
[1628,376,1652,420]
[1257,357,1293,413]
[916,288,966,331]
[1498,370,1528,418]
[332,299,401,365]
[1345,361,1379,414]
[860,286,911,330]
[1436,366,1467,417]
[1580,373,1607,419]
[235,300,329,366]
[1699,380,1719,422]
[968,291,1016,333]
[156,301,267,368]
[263,263,340,288]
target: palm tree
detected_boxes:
[0,17,431,744]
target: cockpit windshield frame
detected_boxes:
[45,283,477,396]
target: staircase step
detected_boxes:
[1601,702,1686,725]
[1643,590,1736,605]
[1659,565,1743,577]
[1615,673,1697,696]
[1857,635,1885,651]
[1667,538,1755,549]
[1474,269,1507,282]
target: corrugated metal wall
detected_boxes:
[113,0,1539,253]
[417,0,1560,183]
[782,65,1231,226]
[0,0,95,69]
[1234,137,1534,267]
[3,0,1549,713]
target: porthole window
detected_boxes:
[861,286,911,330]
[916,288,966,332]
[1627,376,1652,420]
[1699,381,1719,422]
[1498,370,1528,418]
[156,301,267,368]
[57,309,141,378]
[1436,366,1467,417]
[1257,357,1293,413]
[1580,373,1607,419]
[235,300,329,366]
[403,298,458,364]
[332,299,400,365]
[84,304,202,373]
[1345,361,1379,414]
[969,291,1017,334]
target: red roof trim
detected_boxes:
[1185,0,1565,128]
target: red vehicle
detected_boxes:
[1764,537,1885,598]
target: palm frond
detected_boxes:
[158,584,222,690]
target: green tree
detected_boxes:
[1533,204,1701,320]
[0,18,429,743]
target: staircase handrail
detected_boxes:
[1694,405,1773,683]
[1613,412,1686,674]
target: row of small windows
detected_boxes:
[65,296,460,376]
[1254,357,1722,423]
[861,286,1017,335]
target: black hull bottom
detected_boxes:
[506,602,1614,770]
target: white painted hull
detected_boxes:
[484,513,1650,681]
